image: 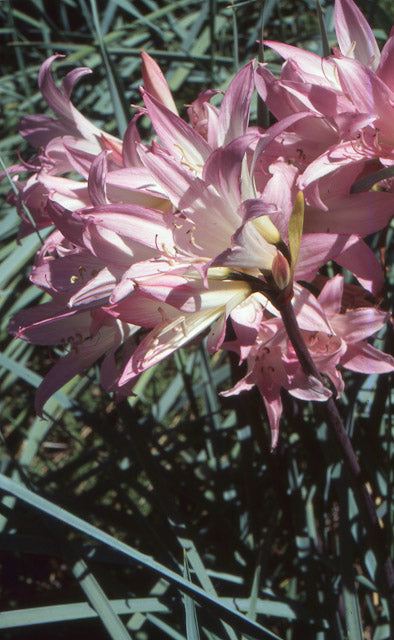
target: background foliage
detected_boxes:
[0,0,393,638]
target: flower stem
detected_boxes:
[278,297,394,621]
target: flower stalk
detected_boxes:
[277,295,394,622]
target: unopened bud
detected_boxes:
[252,215,281,245]
[272,251,291,290]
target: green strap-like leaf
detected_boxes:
[0,473,284,640]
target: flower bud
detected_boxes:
[271,251,291,290]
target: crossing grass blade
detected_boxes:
[0,474,285,640]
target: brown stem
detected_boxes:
[278,297,394,622]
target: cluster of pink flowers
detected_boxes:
[5,0,393,446]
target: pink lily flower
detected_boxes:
[6,42,392,429]
[223,277,393,448]
[5,55,172,237]
[255,0,394,178]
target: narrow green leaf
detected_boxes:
[351,166,394,193]
[342,586,364,640]
[89,0,129,136]
[0,598,170,628]
[315,1,330,58]
[183,552,201,640]
[0,353,73,410]
[72,559,132,640]
[0,473,284,640]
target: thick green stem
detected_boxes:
[277,297,394,623]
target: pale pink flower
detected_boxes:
[222,277,393,447]
[254,0,394,250]
[6,44,392,436]
[4,55,171,237]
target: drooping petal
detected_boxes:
[38,55,100,141]
[295,233,368,283]
[35,321,126,414]
[263,393,283,450]
[287,375,332,402]
[9,304,92,345]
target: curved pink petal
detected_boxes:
[68,267,118,308]
[262,42,338,87]
[119,307,223,385]
[251,111,319,175]
[334,238,384,295]
[334,58,394,133]
[304,191,394,236]
[88,151,108,206]
[341,342,394,373]
[38,55,100,141]
[35,321,124,414]
[106,295,180,327]
[377,29,394,91]
[335,0,380,69]
[9,304,91,345]
[79,203,176,252]
[31,250,104,295]
[217,60,255,146]
[287,375,332,402]
[330,308,390,343]
[292,286,333,334]
[140,150,241,253]
[122,114,143,167]
[141,88,211,169]
[317,275,344,316]
[19,113,65,147]
[141,51,178,115]
[203,133,257,207]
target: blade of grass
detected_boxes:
[72,558,132,639]
[0,473,284,640]
[183,551,201,640]
[89,0,129,136]
[0,597,170,628]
